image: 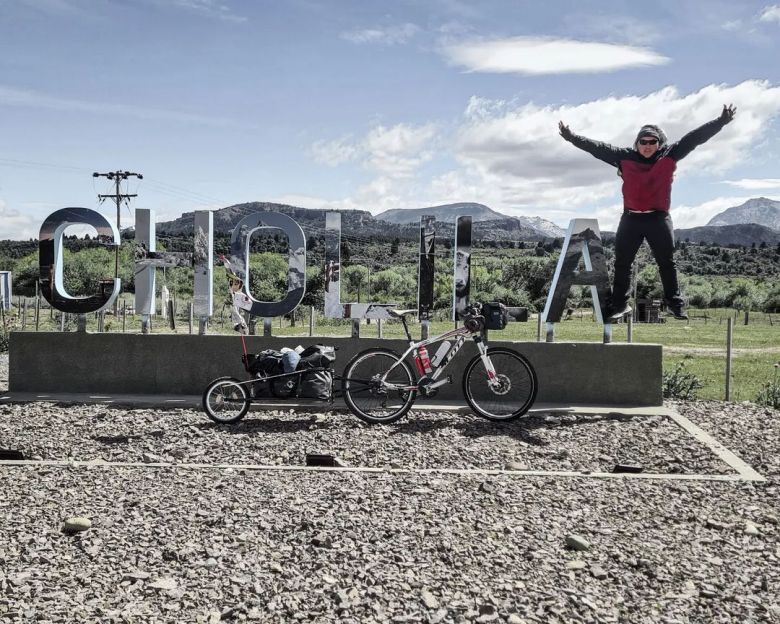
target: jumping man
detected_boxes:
[558,104,736,321]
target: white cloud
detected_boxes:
[443,37,670,75]
[759,4,780,23]
[0,85,240,127]
[721,19,744,31]
[305,82,780,228]
[723,178,780,189]
[340,23,419,45]
[310,136,361,167]
[364,123,438,177]
[169,0,246,23]
[0,199,44,240]
[311,122,438,178]
[672,194,780,229]
[447,81,780,220]
[306,123,439,213]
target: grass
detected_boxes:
[4,303,778,404]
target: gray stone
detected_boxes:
[505,461,528,471]
[421,589,439,609]
[590,564,608,580]
[148,577,178,591]
[565,534,591,551]
[62,517,92,534]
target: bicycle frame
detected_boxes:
[382,319,498,392]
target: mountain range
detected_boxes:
[156,201,567,241]
[155,197,780,246]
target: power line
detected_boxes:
[93,170,143,294]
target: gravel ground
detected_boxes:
[1,352,779,622]
[0,403,733,475]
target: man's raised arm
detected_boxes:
[668,104,737,161]
[558,121,629,168]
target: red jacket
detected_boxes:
[565,117,728,212]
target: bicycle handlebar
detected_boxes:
[461,303,485,333]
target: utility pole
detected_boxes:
[93,170,143,313]
[94,170,143,276]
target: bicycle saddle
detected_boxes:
[388,309,418,319]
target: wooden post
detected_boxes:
[35,296,40,331]
[77,314,87,333]
[421,319,429,340]
[627,314,633,343]
[309,306,315,337]
[198,317,208,335]
[725,318,733,401]
[263,317,272,337]
[188,303,194,334]
[545,322,554,343]
[351,318,360,338]
[603,322,612,344]
[21,299,26,330]
[536,314,542,342]
[378,317,383,339]
[122,302,127,332]
[60,312,66,332]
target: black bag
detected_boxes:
[246,349,284,376]
[297,345,336,369]
[481,302,508,330]
[296,345,336,400]
[244,349,285,398]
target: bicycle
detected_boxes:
[341,303,538,424]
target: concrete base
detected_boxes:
[9,332,663,406]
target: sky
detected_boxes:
[1,0,780,240]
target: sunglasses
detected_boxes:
[639,138,658,146]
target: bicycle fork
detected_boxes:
[474,336,500,387]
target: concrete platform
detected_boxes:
[9,332,663,405]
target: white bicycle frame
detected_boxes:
[380,323,499,392]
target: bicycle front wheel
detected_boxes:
[203,377,250,424]
[342,348,417,424]
[463,348,537,421]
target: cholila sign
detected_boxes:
[36,207,610,326]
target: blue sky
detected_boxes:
[1,0,780,240]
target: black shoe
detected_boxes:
[669,307,688,320]
[608,303,632,322]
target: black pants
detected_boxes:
[612,210,683,309]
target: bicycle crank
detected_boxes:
[417,375,452,398]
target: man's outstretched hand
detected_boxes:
[720,104,737,124]
[558,121,573,140]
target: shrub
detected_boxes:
[662,361,703,400]
[755,364,780,409]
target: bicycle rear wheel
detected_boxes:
[463,348,537,421]
[203,377,250,423]
[342,348,417,424]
